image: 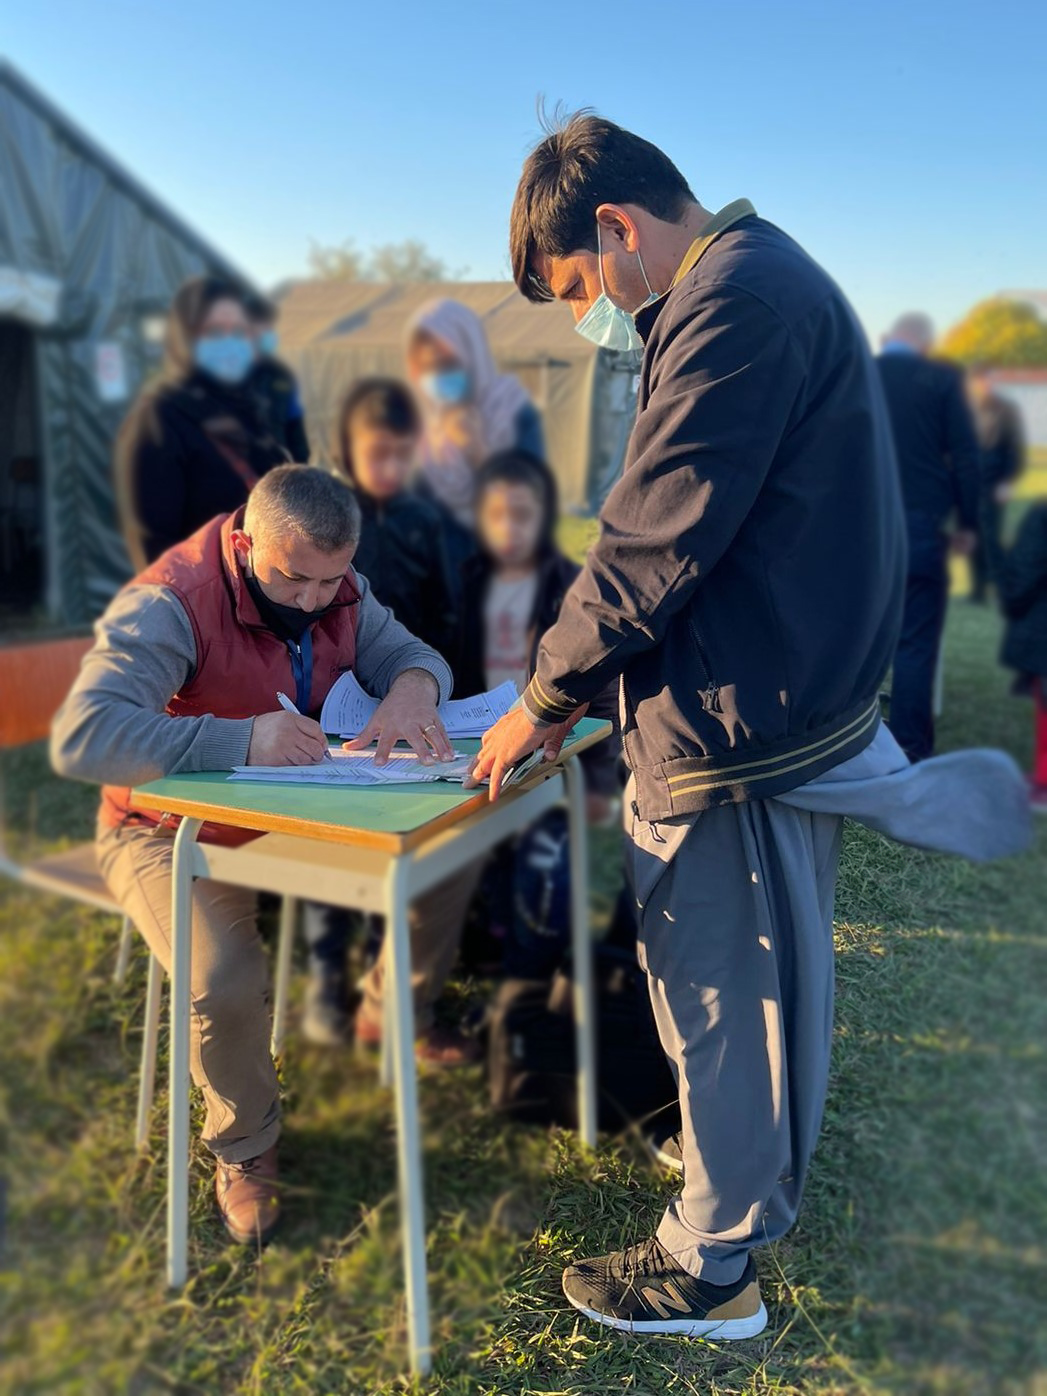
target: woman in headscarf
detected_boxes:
[116,275,289,568]
[405,297,545,580]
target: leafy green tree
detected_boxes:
[940,298,1047,367]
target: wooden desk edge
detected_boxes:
[130,722,612,855]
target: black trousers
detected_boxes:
[889,516,949,763]
[970,493,1001,602]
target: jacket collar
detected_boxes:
[634,198,757,343]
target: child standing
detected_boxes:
[455,450,621,977]
[986,497,1047,811]
[335,377,456,660]
[300,378,463,1050]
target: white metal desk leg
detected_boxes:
[384,858,431,1376]
[168,816,202,1290]
[136,952,163,1151]
[564,757,597,1148]
[270,896,297,1059]
[378,938,395,1090]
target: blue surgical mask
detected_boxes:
[194,333,256,385]
[419,368,470,406]
[574,222,659,353]
[257,328,279,356]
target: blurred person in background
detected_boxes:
[968,364,1025,604]
[246,292,311,463]
[876,313,981,762]
[116,275,288,569]
[470,111,1030,1343]
[405,297,545,586]
[336,377,456,659]
[981,493,1047,810]
[454,449,621,980]
[51,465,466,1246]
[455,449,618,820]
[301,376,460,1048]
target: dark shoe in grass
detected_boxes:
[562,1237,767,1339]
[302,967,352,1047]
[215,1144,280,1246]
[646,1125,684,1175]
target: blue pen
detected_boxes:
[276,690,335,761]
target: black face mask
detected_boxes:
[244,571,333,642]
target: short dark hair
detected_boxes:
[244,464,361,552]
[510,108,696,303]
[337,377,421,480]
[475,449,559,553]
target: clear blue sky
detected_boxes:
[4,0,1045,340]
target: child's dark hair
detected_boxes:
[337,377,421,481]
[475,449,559,555]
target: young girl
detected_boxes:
[986,498,1047,811]
[454,450,621,977]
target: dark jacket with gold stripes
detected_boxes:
[523,213,906,820]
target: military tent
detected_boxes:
[0,61,252,626]
[275,280,638,512]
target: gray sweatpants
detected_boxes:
[628,723,1031,1286]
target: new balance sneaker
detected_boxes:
[562,1237,767,1339]
[646,1124,684,1175]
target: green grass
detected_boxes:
[2,600,1046,1395]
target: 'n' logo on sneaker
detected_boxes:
[639,1281,692,1319]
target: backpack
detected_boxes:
[485,942,680,1134]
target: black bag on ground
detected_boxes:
[486,943,679,1134]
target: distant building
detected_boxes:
[983,368,1047,449]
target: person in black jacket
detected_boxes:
[969,365,1026,603]
[335,377,456,660]
[116,276,288,568]
[983,497,1047,810]
[876,313,981,761]
[469,113,1026,1341]
[301,377,466,1054]
[245,294,311,463]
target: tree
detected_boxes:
[306,237,465,284]
[939,297,1047,367]
[306,238,365,282]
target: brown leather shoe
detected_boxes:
[215,1144,280,1245]
[355,1013,482,1068]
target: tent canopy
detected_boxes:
[277,280,632,511]
[0,60,251,624]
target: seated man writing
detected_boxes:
[51,464,464,1245]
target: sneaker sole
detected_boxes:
[565,1294,768,1340]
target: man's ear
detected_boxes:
[595,203,641,252]
[230,529,252,567]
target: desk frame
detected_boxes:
[152,756,595,1377]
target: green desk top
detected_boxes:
[130,718,610,853]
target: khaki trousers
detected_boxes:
[98,822,480,1162]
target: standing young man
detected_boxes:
[470,112,1028,1340]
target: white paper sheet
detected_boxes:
[320,673,519,739]
[228,749,474,786]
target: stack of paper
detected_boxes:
[229,749,475,786]
[320,673,518,740]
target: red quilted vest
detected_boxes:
[101,508,360,840]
